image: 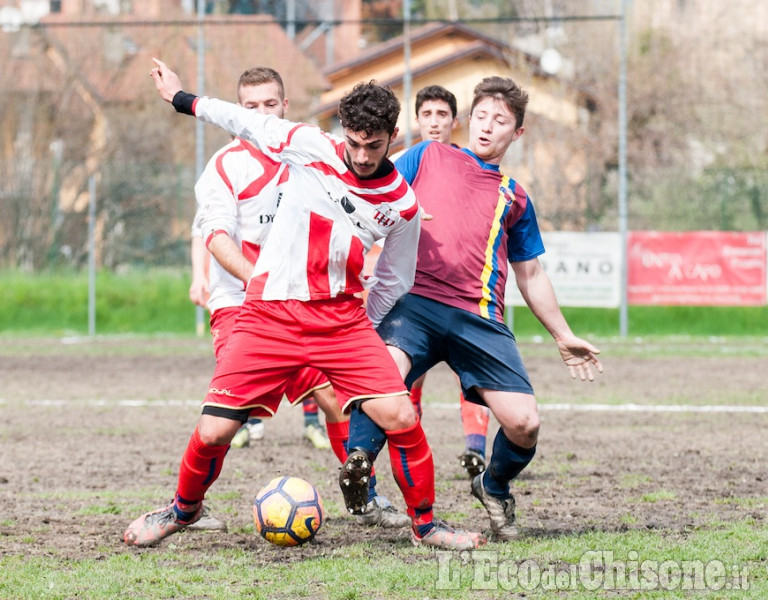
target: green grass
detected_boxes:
[0,268,198,335]
[508,304,768,338]
[3,268,768,338]
[1,522,765,599]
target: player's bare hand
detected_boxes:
[419,207,433,221]
[556,337,603,382]
[188,276,210,307]
[150,58,183,103]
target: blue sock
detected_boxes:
[248,418,262,426]
[367,474,378,503]
[348,404,387,460]
[465,434,486,458]
[415,521,435,537]
[348,405,387,504]
[302,397,320,427]
[483,430,536,498]
[172,494,200,522]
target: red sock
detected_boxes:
[460,393,490,439]
[176,426,229,505]
[409,385,423,417]
[386,420,434,527]
[302,396,319,416]
[325,420,350,465]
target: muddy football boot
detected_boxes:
[123,502,203,547]
[458,449,486,480]
[470,473,518,541]
[356,496,410,528]
[411,519,487,550]
[186,505,228,532]
[338,450,372,515]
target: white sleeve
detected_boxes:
[194,98,342,170]
[193,150,239,241]
[365,215,420,328]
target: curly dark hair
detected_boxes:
[338,81,401,136]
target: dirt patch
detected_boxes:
[1,337,766,561]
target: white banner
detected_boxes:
[505,231,621,308]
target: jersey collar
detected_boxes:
[461,148,501,172]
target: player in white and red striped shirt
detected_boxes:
[123,59,484,550]
[188,66,408,529]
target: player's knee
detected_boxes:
[199,430,230,447]
[377,395,418,430]
[505,413,539,447]
[198,417,241,447]
[392,399,418,429]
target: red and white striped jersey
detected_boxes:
[193,97,420,326]
[191,137,287,313]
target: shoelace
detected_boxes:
[147,507,177,526]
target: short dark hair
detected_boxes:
[338,81,401,136]
[471,77,528,129]
[415,85,457,119]
[238,66,285,100]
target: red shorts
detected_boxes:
[209,306,330,408]
[204,297,407,418]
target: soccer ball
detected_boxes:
[252,476,324,546]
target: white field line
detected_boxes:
[1,398,767,413]
[0,399,202,407]
[433,402,768,413]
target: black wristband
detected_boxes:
[172,91,197,115]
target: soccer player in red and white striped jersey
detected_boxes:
[187,66,408,529]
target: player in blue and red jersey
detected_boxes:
[369,76,604,541]
[390,84,492,479]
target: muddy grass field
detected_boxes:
[1,335,767,595]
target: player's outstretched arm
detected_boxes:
[150,58,183,103]
[511,257,603,382]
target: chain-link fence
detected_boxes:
[1,1,766,272]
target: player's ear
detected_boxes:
[389,127,399,144]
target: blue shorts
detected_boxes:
[376,294,534,404]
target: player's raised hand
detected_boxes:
[150,58,183,103]
[556,336,603,382]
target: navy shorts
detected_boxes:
[376,293,534,404]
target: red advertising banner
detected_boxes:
[628,231,767,305]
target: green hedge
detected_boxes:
[0,269,199,335]
[2,269,768,337]
[509,304,768,337]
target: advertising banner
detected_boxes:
[505,232,621,308]
[627,231,767,305]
